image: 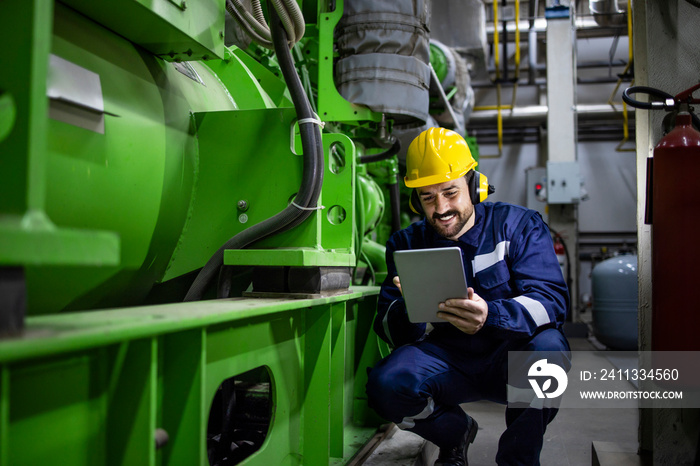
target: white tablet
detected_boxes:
[393,247,469,323]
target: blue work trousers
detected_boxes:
[366,328,570,466]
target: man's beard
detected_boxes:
[428,208,471,239]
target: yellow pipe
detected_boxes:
[474,105,514,111]
[493,0,501,81]
[510,83,519,114]
[607,61,632,109]
[613,0,635,152]
[493,1,503,153]
[514,0,520,79]
[497,83,503,153]
[627,0,633,64]
[615,101,635,152]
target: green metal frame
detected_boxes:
[0,288,382,465]
[0,1,393,464]
[165,108,356,277]
[58,0,226,61]
[315,0,380,123]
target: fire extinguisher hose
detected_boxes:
[622,85,700,129]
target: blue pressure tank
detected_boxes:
[591,254,639,350]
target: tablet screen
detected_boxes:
[393,247,469,323]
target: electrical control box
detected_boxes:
[547,161,582,204]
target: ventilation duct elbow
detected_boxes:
[589,0,627,27]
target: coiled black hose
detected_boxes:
[184,3,324,301]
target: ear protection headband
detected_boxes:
[408,171,495,215]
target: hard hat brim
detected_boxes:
[404,168,471,188]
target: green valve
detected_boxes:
[429,42,449,85]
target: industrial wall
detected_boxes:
[633,0,700,463]
[480,141,636,233]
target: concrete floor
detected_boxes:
[361,337,641,466]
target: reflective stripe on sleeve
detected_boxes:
[513,296,550,327]
[472,241,511,275]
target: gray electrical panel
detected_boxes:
[547,161,582,204]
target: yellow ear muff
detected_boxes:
[409,189,424,215]
[468,171,495,205]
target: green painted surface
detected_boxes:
[3,4,278,313]
[58,0,225,61]
[204,48,276,110]
[0,1,120,269]
[225,248,355,267]
[315,0,380,123]
[0,92,16,143]
[168,111,357,276]
[0,0,399,463]
[0,289,382,465]
[429,42,449,85]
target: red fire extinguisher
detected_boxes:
[553,235,566,278]
[624,83,700,352]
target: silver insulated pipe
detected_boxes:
[589,0,627,27]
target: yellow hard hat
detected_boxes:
[404,128,477,188]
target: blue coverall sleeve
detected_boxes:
[374,236,427,347]
[483,213,570,338]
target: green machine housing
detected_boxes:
[0,0,410,464]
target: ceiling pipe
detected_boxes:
[467,103,635,127]
[485,17,626,42]
[589,0,627,27]
[527,0,538,85]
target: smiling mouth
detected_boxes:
[434,212,458,223]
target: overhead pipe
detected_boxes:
[468,103,635,127]
[528,0,538,85]
[485,17,626,42]
[589,0,627,27]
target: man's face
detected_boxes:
[417,176,475,241]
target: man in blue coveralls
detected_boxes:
[366,128,571,466]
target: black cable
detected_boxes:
[622,86,675,110]
[184,2,324,301]
[358,138,401,164]
[388,176,402,233]
[622,85,700,132]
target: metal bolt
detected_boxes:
[237,200,249,211]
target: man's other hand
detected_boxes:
[393,276,403,296]
[437,288,488,334]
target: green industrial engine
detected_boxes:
[0,0,469,464]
